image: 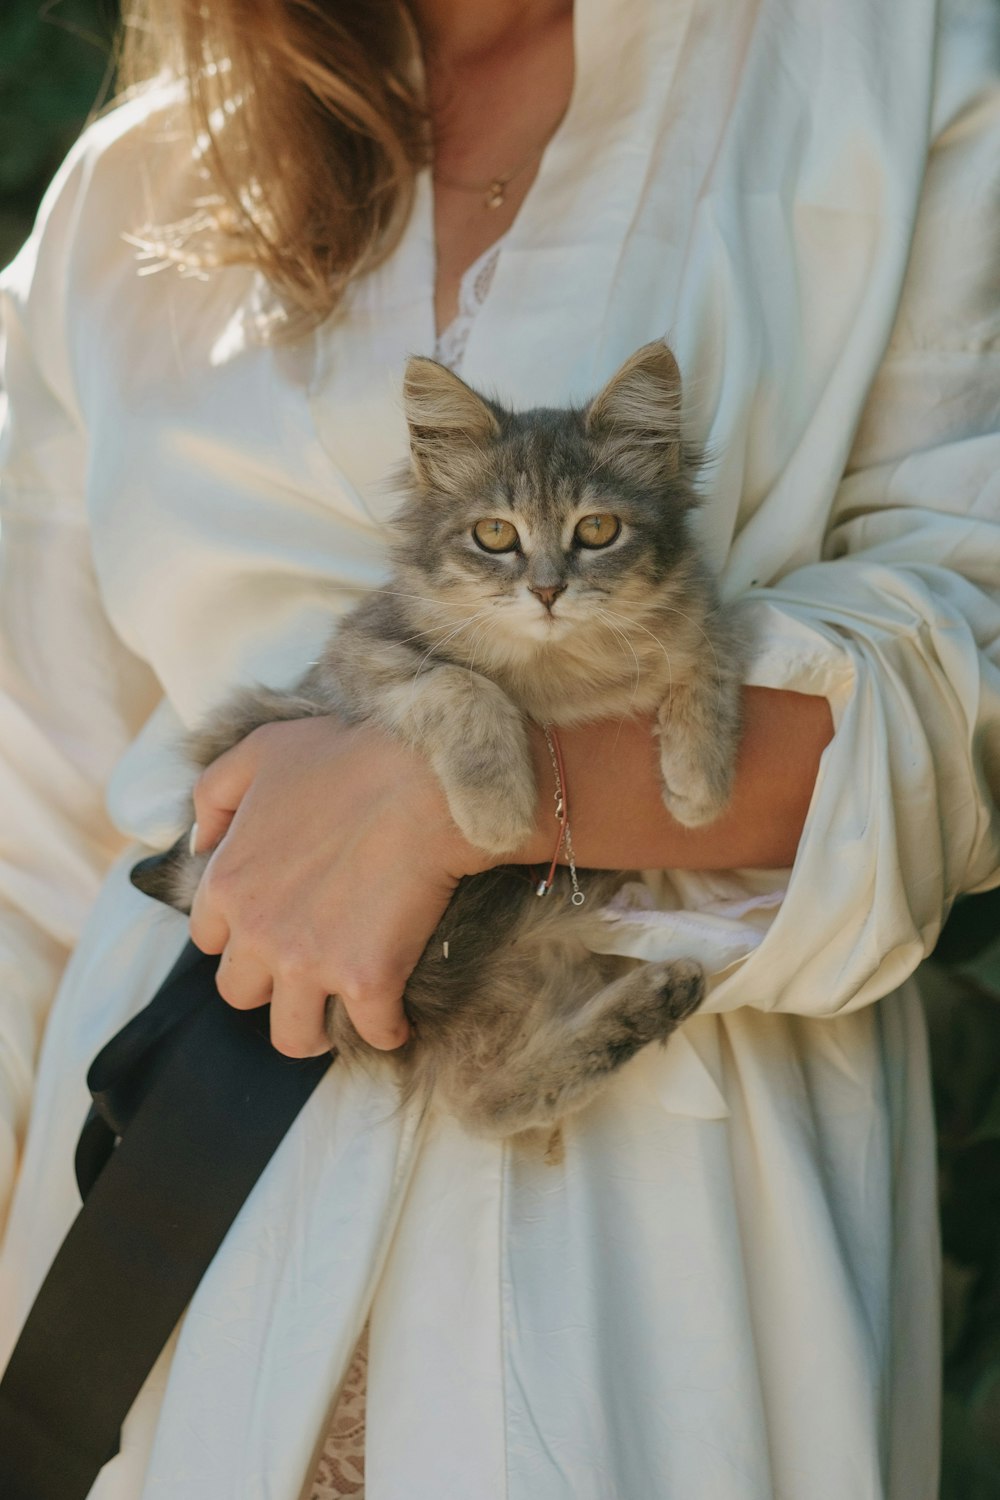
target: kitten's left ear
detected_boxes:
[585,341,685,488]
[403,356,501,491]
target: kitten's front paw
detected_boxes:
[447,778,537,856]
[661,784,727,828]
[659,756,733,828]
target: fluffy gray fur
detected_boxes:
[132,341,747,1138]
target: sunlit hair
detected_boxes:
[119,0,429,330]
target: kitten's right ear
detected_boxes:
[403,356,501,490]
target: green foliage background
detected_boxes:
[0,0,119,269]
[1,2,999,1491]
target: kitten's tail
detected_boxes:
[130,835,208,913]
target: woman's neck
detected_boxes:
[411,0,576,335]
[411,0,573,62]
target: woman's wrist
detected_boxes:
[517,720,571,868]
[510,688,834,874]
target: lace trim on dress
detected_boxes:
[309,1325,369,1499]
[433,236,506,373]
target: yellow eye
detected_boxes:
[473,518,520,553]
[574,513,621,548]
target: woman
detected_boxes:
[0,0,998,1496]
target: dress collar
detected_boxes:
[307,0,697,522]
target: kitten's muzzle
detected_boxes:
[529,583,567,611]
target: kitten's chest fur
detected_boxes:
[480,612,702,725]
[394,570,712,728]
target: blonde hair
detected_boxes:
[119,0,428,328]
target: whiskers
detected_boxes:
[591,608,643,713]
[597,597,726,717]
[594,605,674,692]
[405,607,498,698]
[645,598,724,698]
[365,587,490,653]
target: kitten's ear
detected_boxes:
[403,356,501,490]
[584,341,684,488]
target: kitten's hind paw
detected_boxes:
[647,957,706,1029]
[600,957,706,1051]
[448,957,706,1140]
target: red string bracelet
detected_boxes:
[536,724,585,905]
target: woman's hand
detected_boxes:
[188,716,489,1058]
[188,687,832,1060]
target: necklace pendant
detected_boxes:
[486,179,506,210]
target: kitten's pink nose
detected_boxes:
[529,583,567,611]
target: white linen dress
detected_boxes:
[1,1,999,1497]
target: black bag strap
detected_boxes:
[0,940,332,1500]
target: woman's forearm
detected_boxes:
[187,688,833,1052]
[518,687,834,872]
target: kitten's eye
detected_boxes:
[473,518,520,553]
[574,513,621,548]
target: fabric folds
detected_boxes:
[0,1,997,1496]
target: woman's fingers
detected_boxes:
[191,851,411,1052]
[338,987,410,1051]
[268,978,334,1058]
[214,945,273,1011]
[191,732,260,854]
[183,717,474,1060]
[188,853,232,955]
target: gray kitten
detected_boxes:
[132,342,747,1138]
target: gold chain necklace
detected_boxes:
[433,145,545,210]
[433,111,567,210]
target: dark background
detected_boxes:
[2,1,999,1490]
